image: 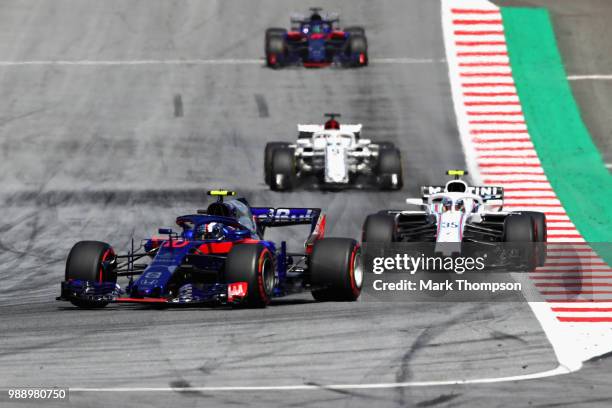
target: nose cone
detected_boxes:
[324,144,349,183]
[132,286,162,298]
[308,37,326,61]
[436,212,466,244]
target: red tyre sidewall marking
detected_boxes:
[349,244,361,297]
[258,248,272,303]
[99,248,114,283]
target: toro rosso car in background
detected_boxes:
[265,7,368,68]
[362,170,547,268]
[58,191,362,309]
[264,113,403,191]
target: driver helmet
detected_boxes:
[442,197,453,212]
[455,199,465,213]
[324,118,340,129]
[206,222,224,240]
[196,222,225,240]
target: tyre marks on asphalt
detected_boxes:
[442,0,612,364]
[254,94,269,118]
[173,94,183,117]
[415,394,460,407]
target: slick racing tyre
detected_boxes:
[225,244,275,308]
[65,241,117,308]
[344,26,366,37]
[265,28,287,68]
[265,28,286,41]
[503,214,537,271]
[377,148,403,190]
[270,146,296,191]
[377,141,395,150]
[362,213,397,243]
[345,32,368,67]
[264,142,289,186]
[310,238,362,301]
[520,211,547,267]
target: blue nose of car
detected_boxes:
[308,37,326,62]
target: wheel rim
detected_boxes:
[261,258,275,295]
[353,251,363,289]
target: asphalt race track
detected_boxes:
[0,1,610,407]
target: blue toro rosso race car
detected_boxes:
[58,191,363,308]
[265,7,368,68]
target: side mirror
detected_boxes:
[158,228,173,235]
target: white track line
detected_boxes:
[0,59,263,66]
[568,75,612,80]
[0,58,444,66]
[65,365,573,392]
[373,57,446,63]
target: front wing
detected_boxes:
[57,280,249,306]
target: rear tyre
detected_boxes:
[377,148,403,190]
[65,241,116,308]
[270,147,296,191]
[265,28,287,68]
[504,214,536,242]
[521,211,547,267]
[310,238,362,301]
[362,214,397,243]
[225,244,275,308]
[503,214,536,271]
[264,142,289,185]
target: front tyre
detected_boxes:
[377,141,395,150]
[310,238,362,301]
[344,26,366,37]
[265,28,287,68]
[264,142,289,185]
[345,33,368,67]
[270,146,296,191]
[362,213,397,243]
[225,244,275,308]
[65,241,117,308]
[377,147,403,190]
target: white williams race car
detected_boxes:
[264,113,403,191]
[362,170,547,267]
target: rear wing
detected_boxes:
[290,12,340,25]
[297,124,362,136]
[251,207,322,232]
[420,185,504,202]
